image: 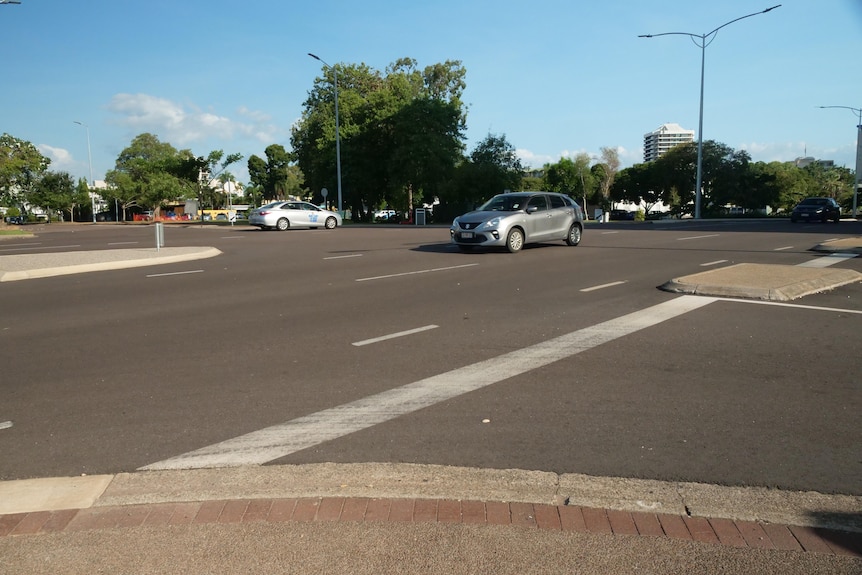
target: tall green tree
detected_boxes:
[247,144,295,202]
[0,133,51,209]
[29,171,76,221]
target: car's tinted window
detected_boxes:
[549,195,566,209]
[527,195,549,212]
[480,195,527,211]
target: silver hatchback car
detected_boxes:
[249,201,342,231]
[450,192,584,253]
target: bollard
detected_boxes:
[155,222,164,250]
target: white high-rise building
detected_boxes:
[643,123,695,162]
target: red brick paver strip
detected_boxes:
[388,499,415,522]
[607,510,638,536]
[316,497,345,522]
[413,499,438,523]
[461,500,486,524]
[534,504,562,531]
[242,499,272,523]
[364,498,391,522]
[657,513,692,541]
[631,511,663,537]
[39,509,78,534]
[709,517,747,548]
[291,498,320,522]
[581,507,612,534]
[339,498,368,522]
[218,500,250,523]
[1,497,857,558]
[437,500,461,523]
[760,523,803,552]
[510,502,537,529]
[485,501,511,526]
[267,499,298,523]
[559,506,587,532]
[169,502,202,525]
[9,511,50,535]
[788,525,835,554]
[194,500,226,524]
[683,515,720,545]
[736,520,774,549]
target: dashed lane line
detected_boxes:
[141,295,715,470]
[352,325,439,347]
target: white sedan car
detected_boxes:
[249,201,342,231]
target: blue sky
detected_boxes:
[2,0,860,186]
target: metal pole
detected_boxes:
[819,106,861,218]
[639,5,781,219]
[308,53,343,214]
[74,121,96,222]
[694,44,705,220]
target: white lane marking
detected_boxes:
[0,421,12,430]
[716,297,862,315]
[220,236,244,239]
[700,260,728,267]
[325,254,363,260]
[356,263,478,282]
[797,253,858,268]
[108,241,139,246]
[601,231,619,235]
[677,234,720,241]
[580,281,627,292]
[352,325,439,347]
[141,295,715,470]
[774,246,794,251]
[146,270,205,278]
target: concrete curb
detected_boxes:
[2,464,860,533]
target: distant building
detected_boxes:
[791,157,835,169]
[643,123,695,162]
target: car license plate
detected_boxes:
[801,214,809,218]
[460,232,474,239]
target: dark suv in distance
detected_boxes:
[790,197,841,223]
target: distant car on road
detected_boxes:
[790,197,840,223]
[249,201,342,231]
[609,209,635,221]
[4,215,26,225]
[450,191,584,253]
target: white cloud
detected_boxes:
[106,93,282,145]
[37,144,76,172]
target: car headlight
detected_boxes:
[480,217,501,230]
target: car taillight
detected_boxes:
[258,210,270,215]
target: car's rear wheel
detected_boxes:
[506,228,524,253]
[324,216,337,229]
[276,218,290,231]
[565,223,582,246]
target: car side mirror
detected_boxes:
[526,206,538,214]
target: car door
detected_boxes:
[524,195,554,241]
[547,194,574,239]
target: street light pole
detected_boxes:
[308,53,343,214]
[73,120,96,223]
[640,5,781,219]
[819,106,861,219]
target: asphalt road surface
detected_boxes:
[1,220,860,496]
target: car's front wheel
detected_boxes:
[506,228,524,253]
[276,218,290,231]
[324,216,337,229]
[565,223,582,246]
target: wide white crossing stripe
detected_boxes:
[797,253,857,268]
[141,295,715,471]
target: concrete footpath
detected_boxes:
[1,233,861,573]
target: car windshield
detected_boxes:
[800,198,828,206]
[479,195,529,212]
